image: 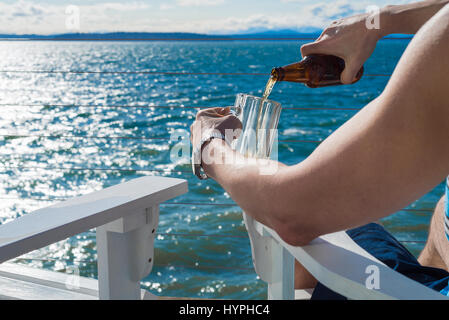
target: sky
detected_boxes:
[0,0,414,35]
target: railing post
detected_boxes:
[96,205,159,300]
[243,213,295,300]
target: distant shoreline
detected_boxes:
[0,32,412,41]
[0,38,412,41]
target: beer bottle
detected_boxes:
[271,54,364,88]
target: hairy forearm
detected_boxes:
[202,6,449,246]
[380,1,449,36]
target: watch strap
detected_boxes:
[192,130,227,180]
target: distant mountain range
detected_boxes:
[0,30,411,40]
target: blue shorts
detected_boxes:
[311,223,449,299]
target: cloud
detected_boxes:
[0,0,415,35]
[160,0,380,33]
[175,1,369,33]
[0,1,153,34]
[97,2,151,11]
[6,0,48,18]
[176,0,225,6]
[160,4,175,10]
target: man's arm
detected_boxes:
[382,1,449,35]
[201,4,449,246]
[301,0,449,84]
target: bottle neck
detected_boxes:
[272,62,308,83]
[271,67,283,81]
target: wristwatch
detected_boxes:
[192,130,227,180]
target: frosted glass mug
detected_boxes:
[231,93,282,160]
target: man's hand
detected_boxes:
[301,13,382,84]
[190,107,242,152]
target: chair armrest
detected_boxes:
[0,176,188,263]
[261,224,448,300]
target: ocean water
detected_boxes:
[0,39,443,299]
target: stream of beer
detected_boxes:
[262,76,277,101]
[254,76,277,156]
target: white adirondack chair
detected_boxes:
[245,215,449,300]
[1,174,447,300]
[0,176,188,300]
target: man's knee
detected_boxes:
[435,195,445,213]
[433,196,445,223]
[418,196,447,269]
[427,195,449,269]
[430,196,445,237]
